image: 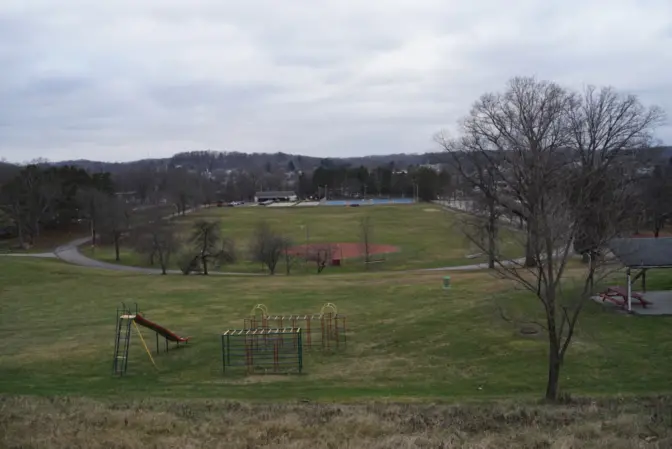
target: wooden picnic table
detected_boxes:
[599,286,650,308]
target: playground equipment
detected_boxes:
[243,302,346,350]
[112,303,190,376]
[221,327,303,374]
[220,303,346,375]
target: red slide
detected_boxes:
[134,313,190,343]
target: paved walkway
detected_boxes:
[3,234,544,275]
[51,236,262,276]
[0,252,57,258]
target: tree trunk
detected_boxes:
[202,255,208,275]
[158,250,167,275]
[524,225,536,267]
[16,218,25,248]
[89,217,96,246]
[114,234,120,261]
[487,208,497,269]
[545,347,562,401]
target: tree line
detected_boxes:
[0,165,115,248]
[111,162,454,207]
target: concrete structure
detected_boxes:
[606,237,672,312]
[253,191,297,203]
[592,290,672,316]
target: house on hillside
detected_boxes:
[254,190,298,203]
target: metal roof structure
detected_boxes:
[254,191,296,198]
[608,237,672,268]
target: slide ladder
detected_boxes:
[112,303,136,376]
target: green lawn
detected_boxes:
[1,257,671,401]
[84,204,523,273]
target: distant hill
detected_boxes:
[50,151,448,174]
[6,146,672,175]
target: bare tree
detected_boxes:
[437,139,502,268]
[567,85,665,259]
[359,215,373,268]
[283,237,297,275]
[165,168,202,215]
[438,76,664,401]
[305,244,333,274]
[250,221,288,275]
[190,219,236,275]
[76,188,109,247]
[98,196,131,261]
[130,220,179,275]
[641,164,672,237]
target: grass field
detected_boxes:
[3,395,671,448]
[83,204,523,273]
[2,256,672,402]
[3,205,672,447]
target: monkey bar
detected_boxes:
[243,303,346,350]
[221,327,303,374]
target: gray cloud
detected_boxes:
[0,0,670,162]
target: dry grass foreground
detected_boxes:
[2,395,672,449]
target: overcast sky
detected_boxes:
[1,0,671,163]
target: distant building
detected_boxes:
[254,190,297,203]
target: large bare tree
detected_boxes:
[439,76,664,401]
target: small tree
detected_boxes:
[99,197,130,261]
[130,221,179,275]
[305,244,333,274]
[250,221,288,275]
[191,219,220,275]
[359,215,373,268]
[190,219,236,275]
[283,237,297,275]
[76,188,109,247]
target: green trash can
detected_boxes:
[442,276,451,290]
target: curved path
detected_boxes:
[29,235,535,274]
[2,204,580,275]
[52,237,262,276]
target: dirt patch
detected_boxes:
[423,208,440,212]
[287,242,399,260]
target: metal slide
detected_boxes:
[133,313,190,343]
